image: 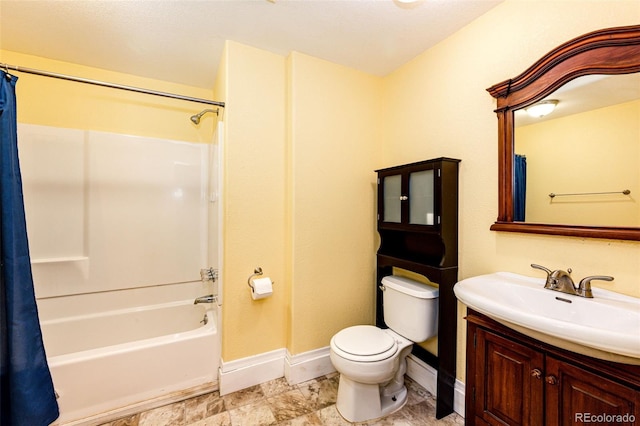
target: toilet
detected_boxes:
[329,275,439,423]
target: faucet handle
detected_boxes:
[531,264,553,287]
[577,275,614,298]
[531,264,552,276]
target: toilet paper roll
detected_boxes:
[250,277,273,300]
[426,213,434,225]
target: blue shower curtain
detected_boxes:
[0,71,59,425]
[514,154,527,222]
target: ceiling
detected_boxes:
[515,73,640,127]
[0,0,502,89]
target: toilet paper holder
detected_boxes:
[247,267,274,290]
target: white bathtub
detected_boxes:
[41,300,219,425]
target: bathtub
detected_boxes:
[41,300,219,425]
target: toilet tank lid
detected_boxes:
[381,275,439,299]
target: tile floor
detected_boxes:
[100,373,464,426]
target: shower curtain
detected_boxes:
[514,154,527,222]
[0,71,59,425]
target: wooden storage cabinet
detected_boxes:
[378,162,437,228]
[375,157,461,419]
[376,158,459,268]
[466,310,640,426]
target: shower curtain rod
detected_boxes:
[1,62,225,108]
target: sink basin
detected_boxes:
[454,272,640,360]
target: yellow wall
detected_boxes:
[6,0,640,387]
[220,42,288,360]
[0,50,215,143]
[382,0,640,380]
[219,45,382,360]
[287,52,382,354]
[516,100,639,226]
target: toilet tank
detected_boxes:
[381,275,439,342]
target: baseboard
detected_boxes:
[57,382,217,426]
[219,348,465,418]
[284,347,335,385]
[219,348,286,395]
[406,354,465,417]
[406,354,438,395]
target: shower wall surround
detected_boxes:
[18,124,210,299]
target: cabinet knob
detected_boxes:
[399,196,408,201]
[531,368,542,379]
[545,375,558,385]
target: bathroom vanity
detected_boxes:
[465,310,640,425]
[375,157,460,419]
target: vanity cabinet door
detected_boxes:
[545,356,639,425]
[474,328,544,426]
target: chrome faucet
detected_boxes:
[194,294,215,305]
[531,264,613,298]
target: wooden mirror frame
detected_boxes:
[487,25,640,241]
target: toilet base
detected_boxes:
[335,375,408,423]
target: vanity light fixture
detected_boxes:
[525,99,559,118]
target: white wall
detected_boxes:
[20,124,211,307]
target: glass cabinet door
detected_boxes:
[382,174,402,223]
[409,170,435,225]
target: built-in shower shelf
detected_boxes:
[31,256,89,264]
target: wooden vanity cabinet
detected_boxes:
[466,310,640,426]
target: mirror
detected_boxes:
[514,73,639,227]
[487,25,640,241]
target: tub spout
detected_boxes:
[194,294,215,304]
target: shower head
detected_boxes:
[190,108,219,125]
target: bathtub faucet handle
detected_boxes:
[200,268,218,283]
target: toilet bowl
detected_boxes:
[330,326,413,422]
[329,275,439,423]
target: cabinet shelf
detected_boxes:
[376,254,457,278]
[378,230,450,268]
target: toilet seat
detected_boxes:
[331,325,398,362]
